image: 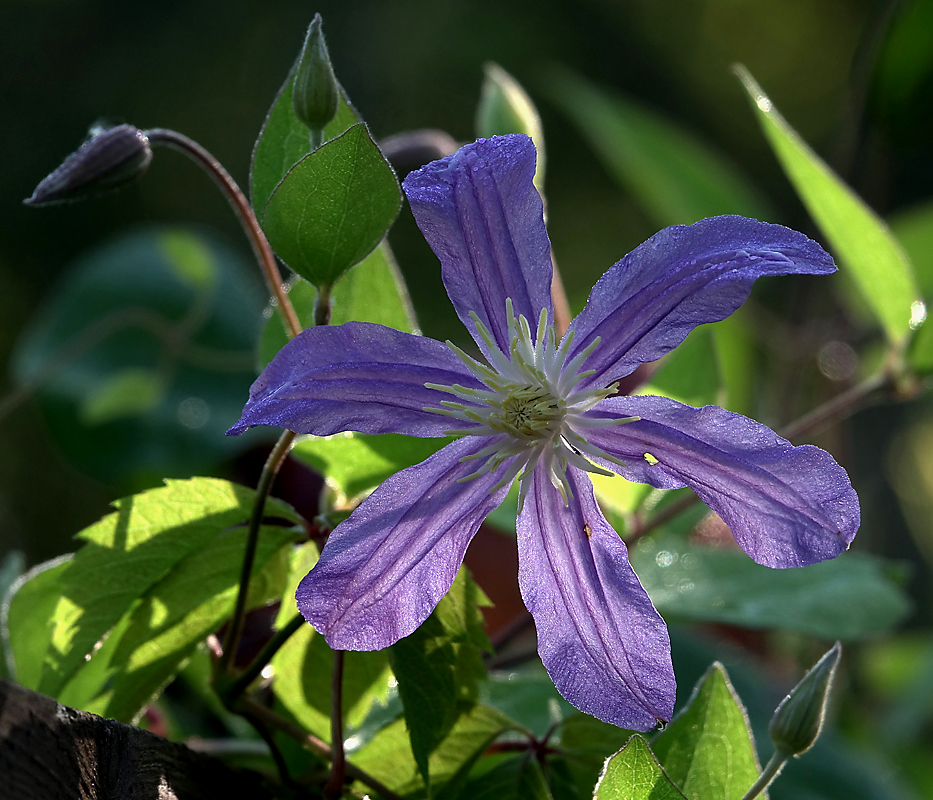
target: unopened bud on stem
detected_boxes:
[293,13,340,147]
[25,124,152,206]
[769,642,841,757]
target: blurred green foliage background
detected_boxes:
[3,1,933,797]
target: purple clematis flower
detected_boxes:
[229,134,859,731]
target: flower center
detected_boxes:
[424,299,635,507]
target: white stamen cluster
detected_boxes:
[424,299,637,509]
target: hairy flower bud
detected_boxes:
[292,13,340,137]
[25,124,152,206]
[769,642,841,756]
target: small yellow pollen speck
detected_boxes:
[583,523,592,538]
[643,452,659,466]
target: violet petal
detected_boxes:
[567,216,836,388]
[227,322,483,437]
[298,436,514,650]
[586,395,860,568]
[403,134,553,358]
[517,463,675,730]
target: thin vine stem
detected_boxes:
[224,612,305,702]
[739,752,788,800]
[238,697,406,800]
[144,128,302,338]
[218,429,298,679]
[324,650,347,799]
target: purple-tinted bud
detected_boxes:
[769,642,841,756]
[292,14,340,136]
[25,124,152,206]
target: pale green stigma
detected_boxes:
[423,299,637,509]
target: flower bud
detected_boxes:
[292,13,340,136]
[769,642,841,757]
[476,63,545,189]
[25,124,152,206]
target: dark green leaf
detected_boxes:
[453,753,555,800]
[594,735,687,800]
[389,568,493,785]
[10,227,266,483]
[632,534,910,639]
[251,72,360,214]
[481,663,576,736]
[259,239,419,367]
[556,713,634,799]
[261,123,401,289]
[651,664,761,800]
[547,70,771,227]
[736,66,921,345]
[36,477,301,696]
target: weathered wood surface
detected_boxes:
[0,678,274,799]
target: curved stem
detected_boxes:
[238,697,406,800]
[144,128,302,338]
[740,752,788,800]
[225,612,305,702]
[218,429,298,678]
[324,650,347,799]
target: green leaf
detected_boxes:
[10,227,266,484]
[352,703,516,798]
[480,663,576,736]
[454,753,555,800]
[594,735,687,800]
[37,477,301,696]
[389,568,493,786]
[259,239,419,368]
[292,431,449,504]
[261,123,402,289]
[639,326,722,408]
[736,66,921,345]
[651,664,760,800]
[2,554,73,687]
[251,70,360,214]
[547,70,771,227]
[631,534,910,640]
[557,713,636,798]
[99,523,298,722]
[889,201,933,371]
[272,542,392,742]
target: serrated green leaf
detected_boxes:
[261,123,401,289]
[389,568,493,786]
[548,70,770,227]
[251,70,360,214]
[651,664,760,800]
[272,542,392,743]
[631,535,910,640]
[259,239,419,368]
[99,523,298,722]
[556,712,634,799]
[736,66,920,345]
[352,703,516,798]
[292,431,449,505]
[2,554,73,687]
[594,735,687,800]
[38,477,301,696]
